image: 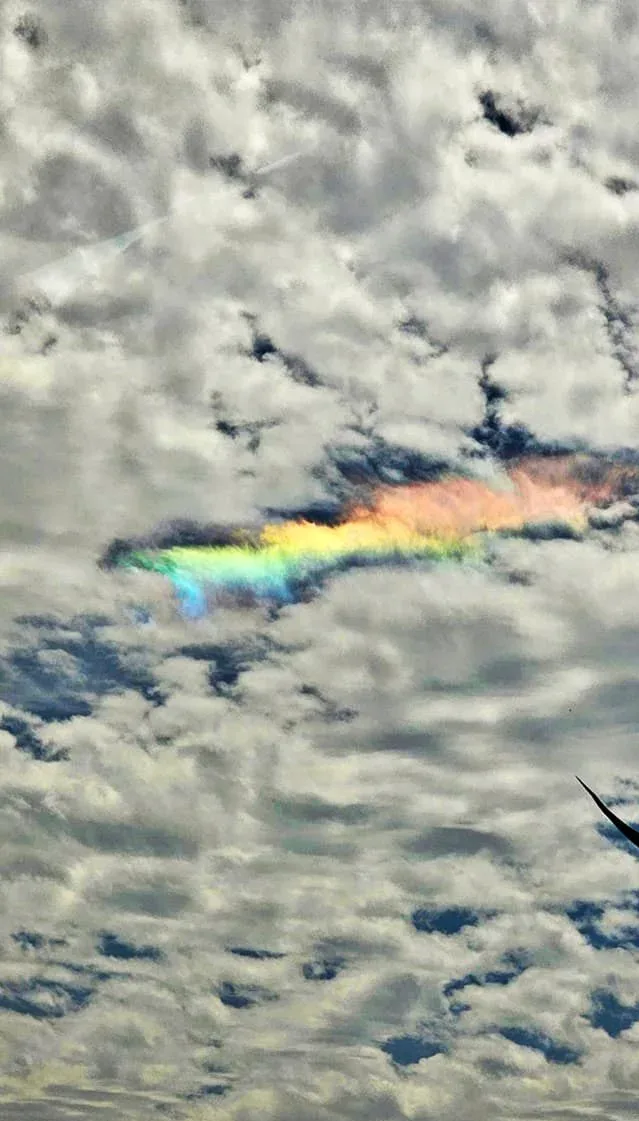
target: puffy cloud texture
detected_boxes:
[3,0,639,1118]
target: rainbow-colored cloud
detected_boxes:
[107,455,639,617]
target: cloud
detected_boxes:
[4,0,639,1117]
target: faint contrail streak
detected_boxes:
[15,150,310,305]
[577,776,639,851]
[253,150,307,176]
[16,216,169,305]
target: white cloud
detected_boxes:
[4,0,639,1117]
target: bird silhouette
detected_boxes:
[577,776,639,850]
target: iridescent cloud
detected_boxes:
[107,454,639,617]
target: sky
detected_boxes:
[3,0,639,1117]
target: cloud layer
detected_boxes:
[3,0,639,1118]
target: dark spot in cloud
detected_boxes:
[0,614,163,722]
[217,990,252,1017]
[39,333,57,354]
[12,931,46,951]
[97,931,164,962]
[184,1084,229,1100]
[605,176,637,195]
[209,153,244,180]
[147,519,258,552]
[481,655,532,687]
[381,1033,446,1065]
[110,886,191,917]
[264,504,340,529]
[0,713,68,761]
[515,520,583,541]
[13,12,47,49]
[250,331,278,362]
[477,353,505,404]
[397,316,448,357]
[497,1025,581,1064]
[575,450,639,492]
[479,91,539,137]
[344,401,378,443]
[271,794,370,826]
[262,501,343,526]
[3,297,57,358]
[100,521,262,569]
[209,656,248,693]
[0,648,92,721]
[282,835,357,860]
[567,898,639,950]
[3,852,67,882]
[469,354,567,460]
[298,683,357,723]
[443,974,476,998]
[502,947,532,970]
[472,20,499,46]
[319,439,449,493]
[403,825,514,861]
[564,254,639,391]
[97,538,135,570]
[477,1055,522,1077]
[55,961,133,982]
[588,988,639,1037]
[364,726,446,758]
[448,1000,472,1017]
[70,819,198,859]
[177,0,208,29]
[506,711,566,747]
[281,352,323,388]
[302,957,345,982]
[4,296,52,336]
[218,980,277,1008]
[237,46,261,71]
[178,640,268,693]
[58,294,148,329]
[242,317,324,387]
[620,889,639,925]
[227,946,286,960]
[505,568,534,586]
[412,905,496,935]
[0,977,93,1019]
[594,262,639,390]
[483,969,521,986]
[215,419,241,439]
[443,952,529,1002]
[211,394,280,454]
[18,797,188,872]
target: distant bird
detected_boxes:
[577,776,639,850]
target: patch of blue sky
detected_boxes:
[0,614,163,722]
[412,905,498,935]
